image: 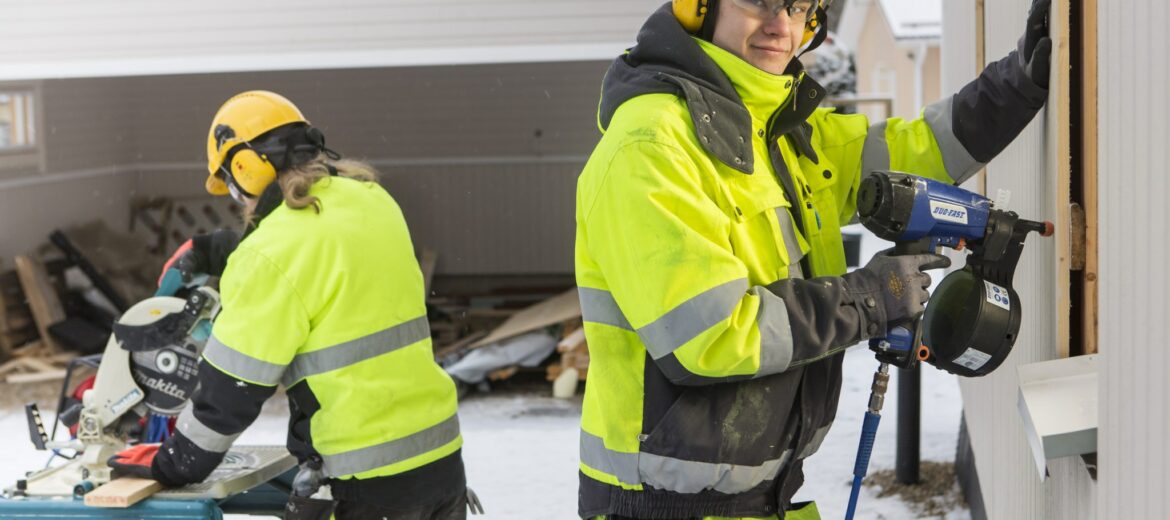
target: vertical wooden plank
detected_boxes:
[1049,0,1073,360]
[975,0,988,195]
[13,255,64,353]
[1080,0,1098,356]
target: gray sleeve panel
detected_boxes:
[764,273,887,368]
[636,278,750,360]
[860,121,891,177]
[924,96,987,185]
[950,51,1048,163]
[177,406,240,454]
[751,286,795,376]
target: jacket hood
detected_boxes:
[598,3,826,174]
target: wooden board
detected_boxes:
[13,256,65,353]
[470,289,580,349]
[1080,0,1099,355]
[974,0,988,195]
[418,248,438,297]
[84,478,164,508]
[1048,0,1074,358]
[0,268,36,356]
[433,330,489,359]
[6,368,67,384]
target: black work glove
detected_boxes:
[178,229,241,282]
[855,250,951,324]
[1018,0,1052,88]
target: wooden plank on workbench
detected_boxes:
[14,256,65,353]
[84,478,164,508]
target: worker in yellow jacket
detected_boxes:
[575,0,1051,518]
[108,91,480,519]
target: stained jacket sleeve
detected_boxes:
[856,49,1049,189]
[153,244,308,486]
[579,141,884,386]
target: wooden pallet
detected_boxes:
[0,343,72,383]
[0,266,39,357]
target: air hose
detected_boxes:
[846,364,890,520]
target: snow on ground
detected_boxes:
[0,346,968,519]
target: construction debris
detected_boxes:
[445,331,558,385]
[428,284,589,395]
[0,265,37,356]
[862,461,968,518]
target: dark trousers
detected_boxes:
[334,489,467,520]
[286,450,468,520]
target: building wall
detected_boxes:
[1098,0,1170,516]
[0,0,663,80]
[943,0,1097,517]
[0,60,610,274]
[854,1,941,119]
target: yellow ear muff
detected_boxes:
[227,146,277,196]
[801,10,820,46]
[673,0,711,33]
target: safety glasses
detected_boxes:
[217,168,251,206]
[729,0,817,25]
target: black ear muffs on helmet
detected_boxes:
[217,123,336,199]
[672,0,829,53]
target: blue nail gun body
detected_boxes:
[856,171,1051,373]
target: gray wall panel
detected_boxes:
[8,61,607,273]
[134,161,580,275]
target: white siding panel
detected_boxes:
[0,0,664,79]
[939,0,976,96]
[947,0,1097,517]
[1098,0,1170,516]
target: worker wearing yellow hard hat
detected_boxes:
[109,91,483,519]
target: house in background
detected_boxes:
[838,0,942,119]
[0,0,667,281]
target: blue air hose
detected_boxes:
[845,364,891,520]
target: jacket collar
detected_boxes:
[598,3,826,174]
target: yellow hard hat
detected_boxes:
[205,91,309,197]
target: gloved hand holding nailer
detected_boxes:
[842,250,951,334]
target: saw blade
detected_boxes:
[130,342,201,416]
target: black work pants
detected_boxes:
[334,489,467,520]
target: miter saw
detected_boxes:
[2,272,295,515]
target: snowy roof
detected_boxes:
[877,0,942,41]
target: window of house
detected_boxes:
[0,90,37,152]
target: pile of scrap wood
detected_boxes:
[0,256,76,383]
[0,221,159,384]
[429,283,590,393]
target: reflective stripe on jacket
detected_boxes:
[178,176,461,481]
[576,6,1046,519]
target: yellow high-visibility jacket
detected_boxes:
[156,176,462,491]
[576,6,1047,518]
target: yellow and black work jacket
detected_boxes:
[575,6,1047,519]
[154,176,463,498]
